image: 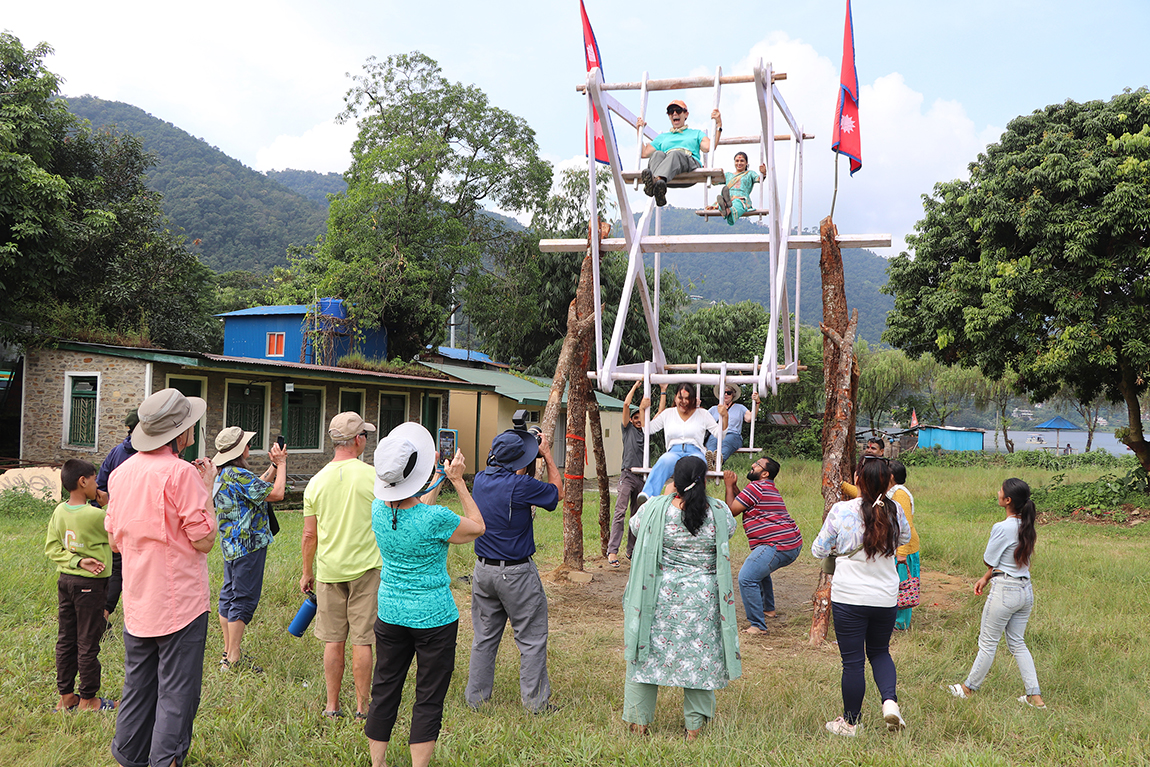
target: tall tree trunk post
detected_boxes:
[586,393,612,556]
[540,248,598,573]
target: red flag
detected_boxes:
[910,409,918,428]
[832,0,862,175]
[580,0,610,164]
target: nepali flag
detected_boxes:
[910,409,918,428]
[832,0,862,175]
[580,0,610,164]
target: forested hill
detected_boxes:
[635,207,894,343]
[263,169,346,207]
[66,96,339,273]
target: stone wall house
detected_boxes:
[20,342,492,478]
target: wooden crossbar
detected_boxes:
[717,133,815,145]
[539,233,893,253]
[576,72,786,93]
[621,169,725,187]
[628,467,726,479]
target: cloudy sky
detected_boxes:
[6,0,1149,255]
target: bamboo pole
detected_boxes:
[576,72,786,92]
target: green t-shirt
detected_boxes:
[45,501,112,578]
[651,128,707,164]
[303,459,382,583]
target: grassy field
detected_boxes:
[3,458,1149,766]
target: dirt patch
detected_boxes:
[538,550,969,647]
[1039,504,1148,528]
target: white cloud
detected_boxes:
[254,120,358,174]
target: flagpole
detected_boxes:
[830,152,840,220]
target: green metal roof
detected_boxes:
[422,362,625,410]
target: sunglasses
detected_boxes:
[667,107,686,115]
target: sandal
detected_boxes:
[607,555,619,568]
[322,709,344,719]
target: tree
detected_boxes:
[0,33,218,351]
[856,345,913,431]
[286,52,552,361]
[884,89,1150,471]
[911,355,983,427]
[973,368,1019,453]
[1054,387,1105,452]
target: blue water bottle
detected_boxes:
[288,591,317,637]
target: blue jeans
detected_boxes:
[737,544,800,629]
[830,602,898,725]
[963,575,1040,696]
[641,444,705,499]
[704,432,743,465]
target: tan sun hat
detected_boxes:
[213,426,256,465]
[329,412,376,441]
[130,388,207,452]
[713,382,742,402]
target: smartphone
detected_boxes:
[276,435,286,449]
[437,428,458,461]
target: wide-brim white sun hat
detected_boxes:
[373,422,437,502]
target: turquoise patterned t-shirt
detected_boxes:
[215,466,274,562]
[371,500,462,629]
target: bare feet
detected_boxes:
[742,626,767,635]
[685,727,701,741]
[764,611,777,619]
[628,723,648,736]
[55,693,79,711]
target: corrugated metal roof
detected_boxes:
[215,305,307,318]
[422,361,625,410]
[434,346,505,366]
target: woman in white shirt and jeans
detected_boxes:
[947,478,1044,709]
[636,383,727,503]
[812,456,911,736]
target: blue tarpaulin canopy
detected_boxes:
[1033,416,1080,447]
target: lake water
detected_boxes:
[982,429,1130,455]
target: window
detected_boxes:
[378,392,408,436]
[267,332,285,357]
[226,383,268,449]
[339,389,364,416]
[421,394,442,432]
[66,375,99,448]
[284,387,324,450]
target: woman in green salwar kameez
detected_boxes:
[621,456,741,739]
[714,152,767,225]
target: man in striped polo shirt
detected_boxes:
[724,458,803,635]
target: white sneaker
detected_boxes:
[945,683,971,699]
[825,716,859,737]
[882,699,906,732]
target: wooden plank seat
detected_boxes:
[735,447,762,453]
[621,168,726,187]
[695,208,764,217]
[628,467,726,479]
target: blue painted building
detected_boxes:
[218,299,387,364]
[916,425,985,452]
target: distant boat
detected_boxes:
[1025,434,1046,445]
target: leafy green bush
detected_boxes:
[1034,468,1150,520]
[0,487,57,518]
[900,448,1137,472]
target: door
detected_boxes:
[168,377,205,461]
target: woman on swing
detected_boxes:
[636,382,727,505]
[712,151,767,225]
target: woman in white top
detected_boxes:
[947,478,1044,709]
[812,456,911,737]
[637,383,727,503]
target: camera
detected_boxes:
[512,410,543,445]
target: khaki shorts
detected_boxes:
[314,569,381,645]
